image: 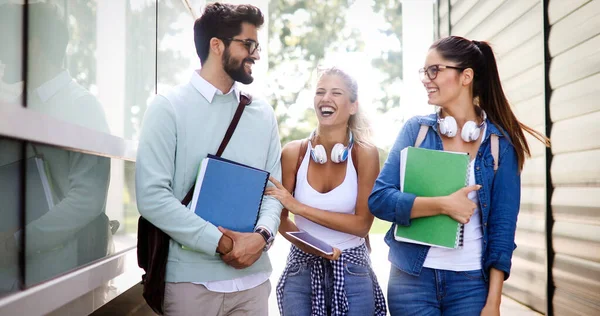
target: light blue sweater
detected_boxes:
[135,79,283,283]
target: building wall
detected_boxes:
[547,1,600,315]
[0,0,271,314]
[438,0,600,315]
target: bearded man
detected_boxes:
[135,3,282,315]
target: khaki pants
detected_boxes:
[163,280,271,316]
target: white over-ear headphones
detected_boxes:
[309,130,354,164]
[438,109,487,142]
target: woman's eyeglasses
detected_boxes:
[419,64,465,81]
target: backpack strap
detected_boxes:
[414,125,429,148]
[490,134,499,173]
[296,139,309,176]
[414,124,499,173]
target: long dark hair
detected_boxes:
[430,36,550,171]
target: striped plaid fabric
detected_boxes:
[276,243,386,316]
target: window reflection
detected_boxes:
[0,138,24,296]
[24,146,138,288]
[0,4,24,106]
[0,140,140,288]
[0,0,190,301]
[23,143,111,286]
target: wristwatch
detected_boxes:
[254,227,274,252]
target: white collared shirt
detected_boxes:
[28,70,109,134]
[190,71,270,293]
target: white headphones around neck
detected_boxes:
[438,109,487,142]
[309,130,354,164]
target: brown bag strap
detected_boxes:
[181,93,252,205]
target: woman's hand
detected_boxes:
[441,185,481,224]
[295,241,342,261]
[265,176,301,214]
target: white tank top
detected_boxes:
[293,142,364,250]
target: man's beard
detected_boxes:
[222,48,254,84]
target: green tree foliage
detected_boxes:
[371,0,402,114]
[267,0,403,150]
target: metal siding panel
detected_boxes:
[548,0,600,56]
[554,287,600,316]
[551,112,600,154]
[552,187,600,225]
[526,125,548,158]
[514,95,545,128]
[515,213,546,249]
[440,14,450,37]
[521,156,546,186]
[503,246,547,312]
[504,64,544,104]
[550,72,600,122]
[449,0,478,28]
[497,33,543,81]
[551,150,600,186]
[553,222,600,261]
[451,0,506,37]
[490,3,543,57]
[552,254,600,314]
[549,33,600,89]
[520,186,546,217]
[466,0,538,41]
[439,0,449,18]
[548,0,592,25]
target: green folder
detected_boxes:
[394,147,469,249]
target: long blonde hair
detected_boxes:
[316,67,373,147]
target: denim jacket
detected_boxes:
[368,114,520,281]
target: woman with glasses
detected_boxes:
[369,36,550,316]
[265,67,386,316]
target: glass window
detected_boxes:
[157,0,201,92]
[24,1,156,140]
[23,143,138,287]
[0,3,24,106]
[0,137,24,296]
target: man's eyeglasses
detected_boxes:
[419,64,465,81]
[220,38,261,55]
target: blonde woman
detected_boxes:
[266,67,386,316]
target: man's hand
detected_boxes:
[218,227,265,269]
[216,233,233,255]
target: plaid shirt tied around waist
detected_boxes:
[276,243,386,316]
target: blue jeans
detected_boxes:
[281,259,375,316]
[388,266,488,316]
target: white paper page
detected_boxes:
[189,158,209,211]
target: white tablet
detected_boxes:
[287,231,334,255]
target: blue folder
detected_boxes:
[190,154,269,233]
